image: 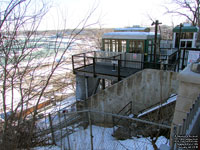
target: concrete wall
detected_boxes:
[86,69,178,125]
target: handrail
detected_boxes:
[112,101,132,133]
[172,94,200,149]
[117,101,132,115]
[72,51,178,78]
[73,55,176,68]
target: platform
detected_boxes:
[74,62,141,80]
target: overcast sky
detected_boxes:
[39,0,186,30]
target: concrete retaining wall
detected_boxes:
[172,64,200,127]
[86,69,178,125]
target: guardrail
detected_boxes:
[112,101,132,136]
[179,48,200,71]
[172,94,200,149]
[72,51,177,80]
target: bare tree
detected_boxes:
[165,0,200,27]
[0,0,97,149]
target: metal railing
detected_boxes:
[179,48,200,71]
[72,51,143,80]
[172,94,200,149]
[72,51,178,80]
[112,101,132,135]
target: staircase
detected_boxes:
[36,101,87,140]
[112,95,177,140]
[112,101,133,140]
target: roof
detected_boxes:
[173,26,199,33]
[102,32,159,40]
[114,27,150,32]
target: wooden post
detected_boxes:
[152,20,162,63]
[48,113,56,145]
[88,112,93,150]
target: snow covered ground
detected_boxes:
[34,125,170,150]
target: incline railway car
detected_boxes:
[101,27,161,62]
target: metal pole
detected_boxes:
[84,53,86,67]
[64,114,71,150]
[89,110,171,129]
[72,55,75,73]
[58,111,63,148]
[102,79,105,90]
[93,58,96,77]
[181,48,186,70]
[118,60,121,81]
[85,77,88,99]
[154,20,158,63]
[48,113,56,145]
[88,112,93,150]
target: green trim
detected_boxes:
[173,26,198,32]
[126,40,130,52]
[102,39,105,50]
[144,40,148,61]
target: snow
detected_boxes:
[34,125,170,150]
[43,96,76,115]
[138,94,177,117]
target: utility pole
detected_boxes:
[152,20,162,63]
[177,23,183,71]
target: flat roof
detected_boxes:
[173,26,199,32]
[114,27,150,32]
[102,32,159,40]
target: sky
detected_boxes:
[39,0,186,30]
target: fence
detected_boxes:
[37,108,172,150]
[72,51,177,81]
[171,94,200,150]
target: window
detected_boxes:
[129,40,144,53]
[186,41,192,48]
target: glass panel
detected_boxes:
[104,40,110,51]
[186,41,192,48]
[122,40,126,52]
[129,40,144,53]
[181,33,193,39]
[180,41,185,48]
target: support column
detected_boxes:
[76,75,100,101]
[170,64,200,145]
